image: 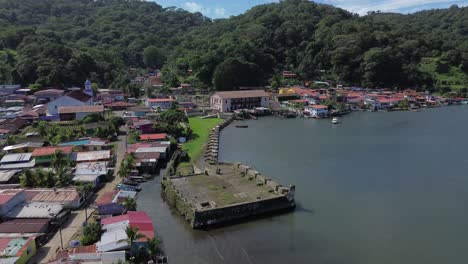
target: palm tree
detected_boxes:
[146,237,160,261]
[118,160,130,178]
[51,150,72,187]
[122,196,137,212]
[20,169,35,187]
[37,121,48,137]
[124,226,145,252]
[118,153,137,179]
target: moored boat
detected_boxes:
[235,125,248,128]
[332,117,339,124]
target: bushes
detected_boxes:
[81,222,102,246]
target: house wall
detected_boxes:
[48,96,92,116]
[145,101,173,110]
[16,239,37,264]
[34,155,53,164]
[211,95,269,112]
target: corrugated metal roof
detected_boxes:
[25,189,80,204]
[72,150,111,162]
[31,146,73,157]
[135,147,167,153]
[96,191,118,206]
[96,228,129,252]
[0,153,32,164]
[0,218,50,233]
[0,170,20,183]
[2,142,43,151]
[59,105,104,114]
[75,162,108,175]
[5,202,63,218]
[0,160,35,170]
[213,90,269,99]
[72,174,100,183]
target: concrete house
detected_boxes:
[145,98,174,110]
[210,90,270,112]
[47,90,93,116]
[31,146,73,164]
[0,236,37,264]
[58,105,104,121]
[305,105,329,118]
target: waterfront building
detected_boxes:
[97,211,154,252]
[96,190,125,216]
[305,105,329,118]
[210,90,270,112]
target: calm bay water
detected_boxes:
[139,106,468,264]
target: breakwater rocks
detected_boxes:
[204,117,233,163]
[162,162,296,229]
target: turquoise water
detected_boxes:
[139,106,468,264]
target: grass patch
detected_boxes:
[182,117,223,163]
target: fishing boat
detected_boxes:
[122,180,140,186]
[332,117,339,124]
[117,184,142,192]
[235,125,248,128]
[129,176,146,183]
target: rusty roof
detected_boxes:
[58,105,104,114]
[65,90,92,102]
[213,90,269,99]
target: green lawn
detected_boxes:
[182,117,223,163]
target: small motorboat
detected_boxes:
[332,117,339,124]
[235,125,248,128]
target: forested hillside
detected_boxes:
[164,0,468,91]
[0,0,209,88]
[0,0,467,92]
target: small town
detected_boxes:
[0,67,466,264]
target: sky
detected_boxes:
[153,0,468,17]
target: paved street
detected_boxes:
[30,135,127,263]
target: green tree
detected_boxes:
[124,226,145,252]
[81,222,102,246]
[146,237,160,261]
[122,196,137,212]
[143,46,165,69]
[51,150,73,187]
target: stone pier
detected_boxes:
[162,162,295,228]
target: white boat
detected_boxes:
[332,117,339,124]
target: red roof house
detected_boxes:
[139,133,168,141]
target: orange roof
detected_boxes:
[139,133,168,141]
[308,105,328,109]
[31,146,73,157]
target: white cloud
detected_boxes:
[182,1,203,13]
[322,0,465,15]
[214,7,226,16]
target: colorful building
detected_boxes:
[0,237,37,264]
[31,146,73,164]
